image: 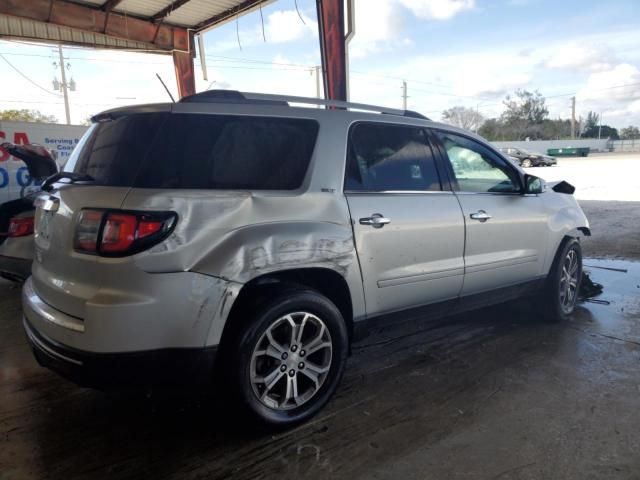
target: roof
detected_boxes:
[0,0,273,52]
[91,90,431,122]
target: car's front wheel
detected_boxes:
[541,238,583,322]
[230,288,348,427]
[522,158,533,168]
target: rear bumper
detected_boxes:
[0,254,31,282]
[24,316,217,389]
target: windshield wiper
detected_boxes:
[42,172,95,191]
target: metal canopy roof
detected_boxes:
[0,0,273,52]
[91,0,273,30]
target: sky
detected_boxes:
[0,0,639,128]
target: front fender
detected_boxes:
[543,192,590,274]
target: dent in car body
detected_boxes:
[541,189,590,273]
[122,189,366,343]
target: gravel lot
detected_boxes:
[525,152,640,202]
[524,152,640,260]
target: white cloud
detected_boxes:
[462,73,531,97]
[398,0,475,20]
[545,43,615,72]
[602,99,640,119]
[350,0,404,59]
[349,0,474,58]
[265,9,317,44]
[577,63,640,102]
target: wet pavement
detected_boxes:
[1,258,640,479]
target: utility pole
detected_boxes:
[598,112,603,139]
[58,45,71,125]
[402,80,408,110]
[570,96,576,139]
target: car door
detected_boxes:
[345,122,465,318]
[431,130,549,296]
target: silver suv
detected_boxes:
[23,91,590,426]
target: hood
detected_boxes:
[1,142,59,180]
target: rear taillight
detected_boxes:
[74,210,102,252]
[8,216,35,237]
[74,209,176,256]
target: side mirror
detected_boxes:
[524,174,545,194]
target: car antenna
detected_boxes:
[155,73,175,103]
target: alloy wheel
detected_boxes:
[250,312,333,410]
[559,249,580,314]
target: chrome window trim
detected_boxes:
[344,190,455,195]
[454,191,524,196]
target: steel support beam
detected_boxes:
[173,45,195,98]
[101,0,124,11]
[0,0,189,51]
[316,0,347,102]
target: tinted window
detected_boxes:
[345,123,441,191]
[70,113,319,190]
[71,114,165,186]
[435,131,520,193]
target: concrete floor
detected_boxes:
[2,257,639,479]
[2,153,640,479]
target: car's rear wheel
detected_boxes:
[540,238,582,322]
[522,158,533,168]
[230,288,348,427]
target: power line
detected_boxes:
[3,47,638,103]
[0,53,62,97]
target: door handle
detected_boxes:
[359,213,391,228]
[470,210,492,222]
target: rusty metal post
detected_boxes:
[172,30,195,98]
[316,0,347,102]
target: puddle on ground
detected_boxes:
[575,257,640,343]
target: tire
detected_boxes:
[540,238,583,323]
[522,158,532,168]
[229,288,348,427]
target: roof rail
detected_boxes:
[179,90,430,120]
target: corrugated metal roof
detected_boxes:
[165,0,248,27]
[114,0,175,18]
[0,1,274,53]
[72,0,273,30]
[0,13,153,50]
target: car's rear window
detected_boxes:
[67,113,319,190]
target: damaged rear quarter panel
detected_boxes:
[122,190,366,343]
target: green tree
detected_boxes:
[582,124,619,140]
[501,89,549,124]
[620,125,640,140]
[0,109,58,123]
[584,111,599,132]
[441,106,485,132]
[478,118,502,141]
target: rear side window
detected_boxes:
[70,113,319,190]
[71,114,165,187]
[345,123,441,192]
